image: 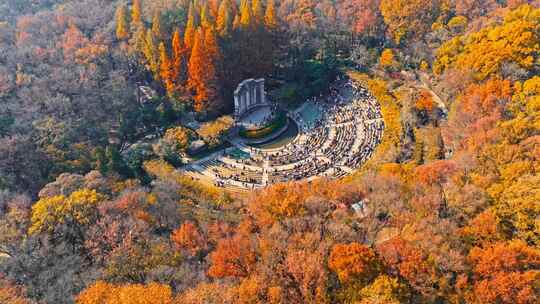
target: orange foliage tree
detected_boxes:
[208,234,257,278]
[171,221,206,256]
[468,240,540,304]
[376,237,436,296]
[415,90,434,113]
[328,242,380,284]
[188,27,220,112]
[247,180,363,226]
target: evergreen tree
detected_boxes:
[115,4,129,40]
[94,147,108,174]
[106,146,132,177]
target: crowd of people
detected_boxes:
[187,77,384,189]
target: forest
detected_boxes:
[0,0,539,303]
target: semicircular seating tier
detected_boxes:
[183,78,385,192]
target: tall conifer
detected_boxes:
[115,4,129,40]
[131,0,143,30]
[184,4,198,49]
[217,0,232,36]
[159,42,174,94]
[188,27,218,112]
[172,29,188,95]
[265,0,278,29]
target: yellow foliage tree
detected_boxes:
[264,0,278,29]
[379,49,397,69]
[115,4,129,40]
[77,281,173,304]
[239,0,253,29]
[159,42,174,95]
[143,29,160,78]
[217,0,233,36]
[197,115,233,147]
[29,189,103,234]
[184,4,198,49]
[434,4,540,79]
[359,275,411,304]
[131,0,143,30]
[379,0,438,43]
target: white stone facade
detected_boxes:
[234,78,266,118]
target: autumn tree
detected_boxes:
[200,3,214,28]
[337,0,382,37]
[29,189,103,235]
[434,4,540,79]
[454,0,499,19]
[0,277,30,304]
[217,0,233,36]
[155,126,193,161]
[208,234,257,278]
[358,275,411,304]
[143,29,159,78]
[184,4,198,49]
[197,115,234,147]
[131,0,143,30]
[76,281,174,304]
[380,0,439,43]
[377,237,437,297]
[379,48,397,70]
[468,240,540,304]
[415,90,435,113]
[188,27,220,112]
[171,221,206,256]
[252,0,264,25]
[264,0,278,29]
[239,0,253,29]
[328,242,380,285]
[151,11,165,41]
[171,28,189,96]
[115,4,129,40]
[159,42,174,94]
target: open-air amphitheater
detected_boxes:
[183,77,385,192]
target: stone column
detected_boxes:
[242,92,247,112]
[240,91,246,113]
[234,94,240,117]
[244,86,251,109]
[261,81,265,104]
[255,84,260,104]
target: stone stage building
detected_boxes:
[234,78,267,119]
